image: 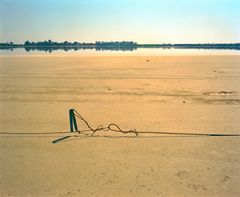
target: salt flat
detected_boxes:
[0,55,240,197]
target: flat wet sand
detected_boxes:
[0,55,240,196]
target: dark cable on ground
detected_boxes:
[72,109,139,136]
[71,109,240,137]
[1,109,240,144]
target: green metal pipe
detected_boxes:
[69,108,79,132]
[69,109,74,132]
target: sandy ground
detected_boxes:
[0,55,240,197]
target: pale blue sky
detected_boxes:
[0,0,239,43]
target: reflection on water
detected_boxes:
[0,47,239,56]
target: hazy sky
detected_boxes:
[0,0,239,43]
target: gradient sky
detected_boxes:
[0,0,239,43]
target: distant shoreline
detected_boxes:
[1,41,240,51]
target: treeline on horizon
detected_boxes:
[0,40,240,51]
[0,40,137,47]
[0,40,138,51]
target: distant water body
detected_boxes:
[0,47,239,56]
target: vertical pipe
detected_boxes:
[69,109,74,132]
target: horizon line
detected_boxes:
[1,41,240,45]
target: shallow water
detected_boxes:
[0,47,239,56]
